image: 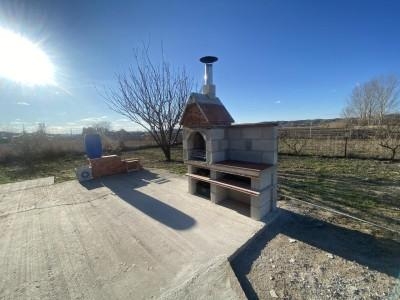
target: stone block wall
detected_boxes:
[183,123,278,221]
[226,125,278,165]
[183,125,277,165]
[183,127,230,163]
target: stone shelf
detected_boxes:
[186,173,260,196]
[186,159,273,178]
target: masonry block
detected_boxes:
[251,170,272,190]
[211,185,227,204]
[261,127,278,139]
[188,177,197,194]
[229,139,247,151]
[210,151,226,163]
[227,128,242,139]
[219,139,229,151]
[89,155,127,178]
[271,185,278,210]
[124,159,142,172]
[207,140,219,152]
[262,151,278,165]
[209,128,225,140]
[250,202,270,221]
[241,127,263,139]
[252,139,277,152]
[251,190,272,207]
[228,150,263,163]
[260,169,273,186]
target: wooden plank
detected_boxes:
[186,173,260,196]
[185,160,261,178]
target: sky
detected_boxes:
[0,0,399,133]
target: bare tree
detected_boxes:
[280,130,308,155]
[101,46,193,161]
[343,75,399,125]
[373,76,399,125]
[377,121,400,161]
[36,122,46,135]
[92,121,111,135]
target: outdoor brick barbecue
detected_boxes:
[181,56,278,220]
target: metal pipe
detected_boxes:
[204,63,213,85]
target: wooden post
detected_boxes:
[344,137,348,158]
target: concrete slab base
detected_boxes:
[0,171,264,299]
[0,176,54,193]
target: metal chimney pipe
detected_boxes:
[204,63,213,85]
[200,56,218,98]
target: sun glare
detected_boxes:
[0,28,55,86]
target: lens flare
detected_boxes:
[0,28,55,85]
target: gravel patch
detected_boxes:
[231,200,400,300]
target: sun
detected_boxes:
[0,28,55,86]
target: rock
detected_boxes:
[269,289,278,298]
[289,238,297,243]
[326,253,334,259]
[290,258,295,263]
[272,264,276,269]
[349,286,359,295]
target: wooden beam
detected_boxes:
[186,173,260,196]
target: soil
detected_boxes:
[231,199,400,300]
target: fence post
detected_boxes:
[344,136,348,158]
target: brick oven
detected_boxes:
[180,56,278,221]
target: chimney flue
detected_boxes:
[200,56,218,98]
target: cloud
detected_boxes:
[79,116,108,123]
[274,100,281,104]
[17,102,30,106]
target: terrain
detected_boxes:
[232,199,400,299]
[0,146,399,299]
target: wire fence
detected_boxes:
[1,126,398,161]
[278,127,399,160]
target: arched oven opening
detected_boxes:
[189,132,206,161]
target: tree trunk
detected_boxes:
[161,146,171,161]
[391,148,396,161]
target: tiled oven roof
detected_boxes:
[180,93,234,127]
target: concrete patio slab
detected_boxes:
[0,170,264,299]
[0,176,54,194]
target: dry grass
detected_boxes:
[0,154,87,184]
[122,145,186,174]
[278,155,400,239]
[0,145,185,185]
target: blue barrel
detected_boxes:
[84,133,102,159]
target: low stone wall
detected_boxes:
[226,125,278,165]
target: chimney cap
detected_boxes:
[200,56,218,64]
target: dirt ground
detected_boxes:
[231,199,400,300]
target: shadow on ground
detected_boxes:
[231,208,400,300]
[80,170,196,231]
